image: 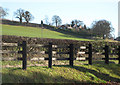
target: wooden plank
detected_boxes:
[30,57,70,61]
[27,57,87,61]
[29,51,48,54]
[0,50,18,54]
[92,57,103,60]
[75,46,86,49]
[56,52,69,54]
[2,57,18,61]
[2,57,22,61]
[31,57,45,60]
[27,44,48,47]
[28,51,69,54]
[2,43,17,46]
[1,50,69,54]
[2,57,88,61]
[27,44,44,47]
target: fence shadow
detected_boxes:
[92,61,120,77]
[2,67,93,84]
[54,63,120,83]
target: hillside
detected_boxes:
[2,24,92,41]
[1,60,120,83]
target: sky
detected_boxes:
[0,0,119,38]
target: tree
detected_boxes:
[84,25,87,29]
[71,21,75,27]
[14,8,25,23]
[71,19,83,27]
[0,6,8,18]
[91,20,114,39]
[23,11,34,24]
[52,15,62,27]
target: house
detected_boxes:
[59,25,67,29]
[66,24,72,29]
[59,24,84,30]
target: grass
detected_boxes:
[1,60,120,83]
[2,24,92,41]
[1,24,119,83]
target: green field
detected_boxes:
[2,24,92,41]
[1,60,120,83]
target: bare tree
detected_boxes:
[23,11,34,24]
[52,15,62,27]
[44,15,49,25]
[71,19,83,27]
[0,6,8,18]
[14,8,24,23]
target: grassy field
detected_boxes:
[1,60,120,83]
[1,24,120,84]
[2,24,92,41]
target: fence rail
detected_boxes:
[2,41,120,70]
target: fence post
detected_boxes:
[69,44,74,66]
[22,41,27,70]
[48,42,52,68]
[118,46,120,64]
[88,44,92,65]
[104,45,109,64]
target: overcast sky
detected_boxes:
[0,0,119,37]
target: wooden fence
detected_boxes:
[1,41,120,70]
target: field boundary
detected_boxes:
[2,41,120,70]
